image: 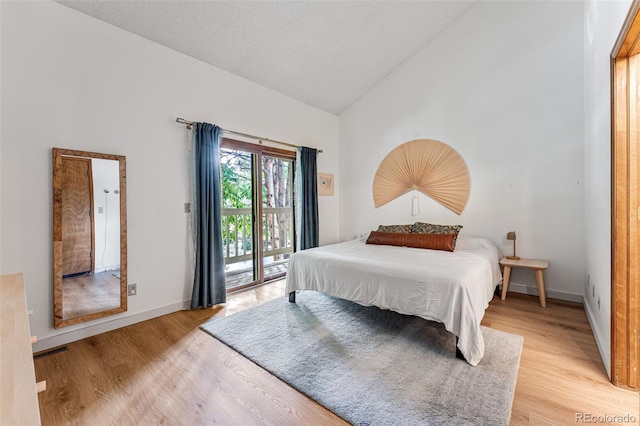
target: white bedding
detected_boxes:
[285,236,503,366]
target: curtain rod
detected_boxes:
[176,117,323,153]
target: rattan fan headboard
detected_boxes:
[372,139,470,215]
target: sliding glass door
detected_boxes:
[220,140,295,291]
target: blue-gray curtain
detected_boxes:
[295,146,319,250]
[191,122,226,309]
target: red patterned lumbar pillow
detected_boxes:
[366,231,456,252]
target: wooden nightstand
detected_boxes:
[500,257,549,307]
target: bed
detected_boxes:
[285,236,503,366]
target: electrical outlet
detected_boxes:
[184,203,191,213]
[128,283,137,296]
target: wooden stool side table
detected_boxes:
[499,257,549,307]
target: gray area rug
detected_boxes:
[201,291,523,425]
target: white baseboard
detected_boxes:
[583,296,611,378]
[505,282,583,303]
[32,300,192,353]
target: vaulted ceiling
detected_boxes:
[58,1,476,114]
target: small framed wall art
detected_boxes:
[318,173,334,196]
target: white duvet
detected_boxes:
[285,237,503,366]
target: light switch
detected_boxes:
[98,207,104,214]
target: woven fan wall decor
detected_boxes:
[372,139,470,215]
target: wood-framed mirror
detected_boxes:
[53,148,127,328]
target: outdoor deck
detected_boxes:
[222,206,293,291]
[225,261,289,290]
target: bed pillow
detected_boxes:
[366,231,456,252]
[411,222,463,249]
[376,224,412,234]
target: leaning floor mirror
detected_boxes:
[53,148,127,328]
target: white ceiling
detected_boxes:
[57,1,476,115]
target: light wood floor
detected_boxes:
[34,281,639,425]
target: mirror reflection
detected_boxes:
[53,148,127,328]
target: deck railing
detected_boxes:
[222,207,294,265]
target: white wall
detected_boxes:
[92,159,121,272]
[583,0,632,378]
[339,1,586,300]
[0,1,339,351]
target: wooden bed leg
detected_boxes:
[288,291,296,303]
[455,336,466,361]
